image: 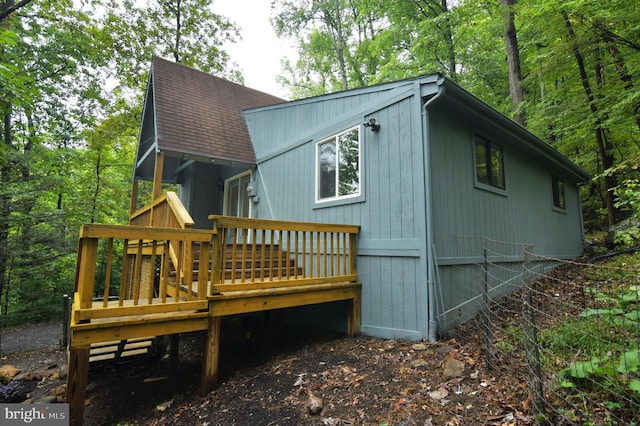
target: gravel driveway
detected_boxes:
[0,320,64,355]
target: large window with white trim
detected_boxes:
[316,126,361,202]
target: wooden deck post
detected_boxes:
[201,315,221,392]
[130,178,139,216]
[347,295,361,336]
[152,152,165,202]
[170,334,180,372]
[66,346,90,426]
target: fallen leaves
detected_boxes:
[428,387,449,400]
[156,398,173,411]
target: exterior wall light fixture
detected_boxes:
[364,118,380,132]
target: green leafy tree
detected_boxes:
[102,0,242,90]
[520,0,640,228]
[0,0,117,324]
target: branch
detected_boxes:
[0,0,35,23]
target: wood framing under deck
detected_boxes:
[201,281,361,390]
[66,215,361,426]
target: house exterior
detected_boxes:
[134,57,589,341]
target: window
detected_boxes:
[552,175,566,209]
[475,135,505,190]
[316,126,361,202]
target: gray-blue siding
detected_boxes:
[246,85,585,340]
[247,89,429,340]
[428,107,584,328]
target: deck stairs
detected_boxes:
[88,337,159,363]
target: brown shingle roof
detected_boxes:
[151,56,285,164]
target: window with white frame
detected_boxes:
[316,126,361,202]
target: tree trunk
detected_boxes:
[440,0,457,80]
[0,0,34,23]
[174,0,182,63]
[500,0,525,126]
[0,108,12,318]
[596,21,640,133]
[330,0,349,91]
[90,149,101,224]
[562,10,620,226]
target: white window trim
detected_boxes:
[223,170,253,217]
[314,125,363,205]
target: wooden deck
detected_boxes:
[66,214,361,426]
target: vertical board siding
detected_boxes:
[429,107,583,259]
[244,84,585,339]
[428,107,585,327]
[248,92,426,339]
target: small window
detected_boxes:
[316,126,361,202]
[475,135,505,190]
[552,176,566,209]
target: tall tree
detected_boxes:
[562,9,619,226]
[273,0,355,91]
[0,0,113,321]
[500,0,525,126]
[103,0,242,90]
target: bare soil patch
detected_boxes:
[1,317,533,425]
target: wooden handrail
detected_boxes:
[129,191,195,229]
[129,192,195,289]
[74,224,214,322]
[209,215,360,234]
[72,217,360,323]
[208,215,360,295]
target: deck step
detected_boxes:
[89,337,155,363]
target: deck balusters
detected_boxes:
[269,230,275,281]
[230,231,237,283]
[260,229,266,281]
[240,228,248,282]
[147,240,157,304]
[102,239,114,308]
[302,231,307,277]
[250,228,257,282]
[119,239,129,307]
[206,216,359,292]
[160,243,169,302]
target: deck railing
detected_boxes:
[72,217,360,326]
[208,215,360,294]
[73,224,213,325]
[129,191,195,291]
[129,191,194,229]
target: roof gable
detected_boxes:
[144,56,285,166]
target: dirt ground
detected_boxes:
[0,314,537,426]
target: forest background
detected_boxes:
[0,0,639,326]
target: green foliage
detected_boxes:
[530,254,640,412]
[102,0,242,89]
[558,349,640,397]
[611,173,640,245]
[549,280,640,396]
[270,0,640,230]
[0,0,242,327]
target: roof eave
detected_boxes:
[438,78,591,183]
